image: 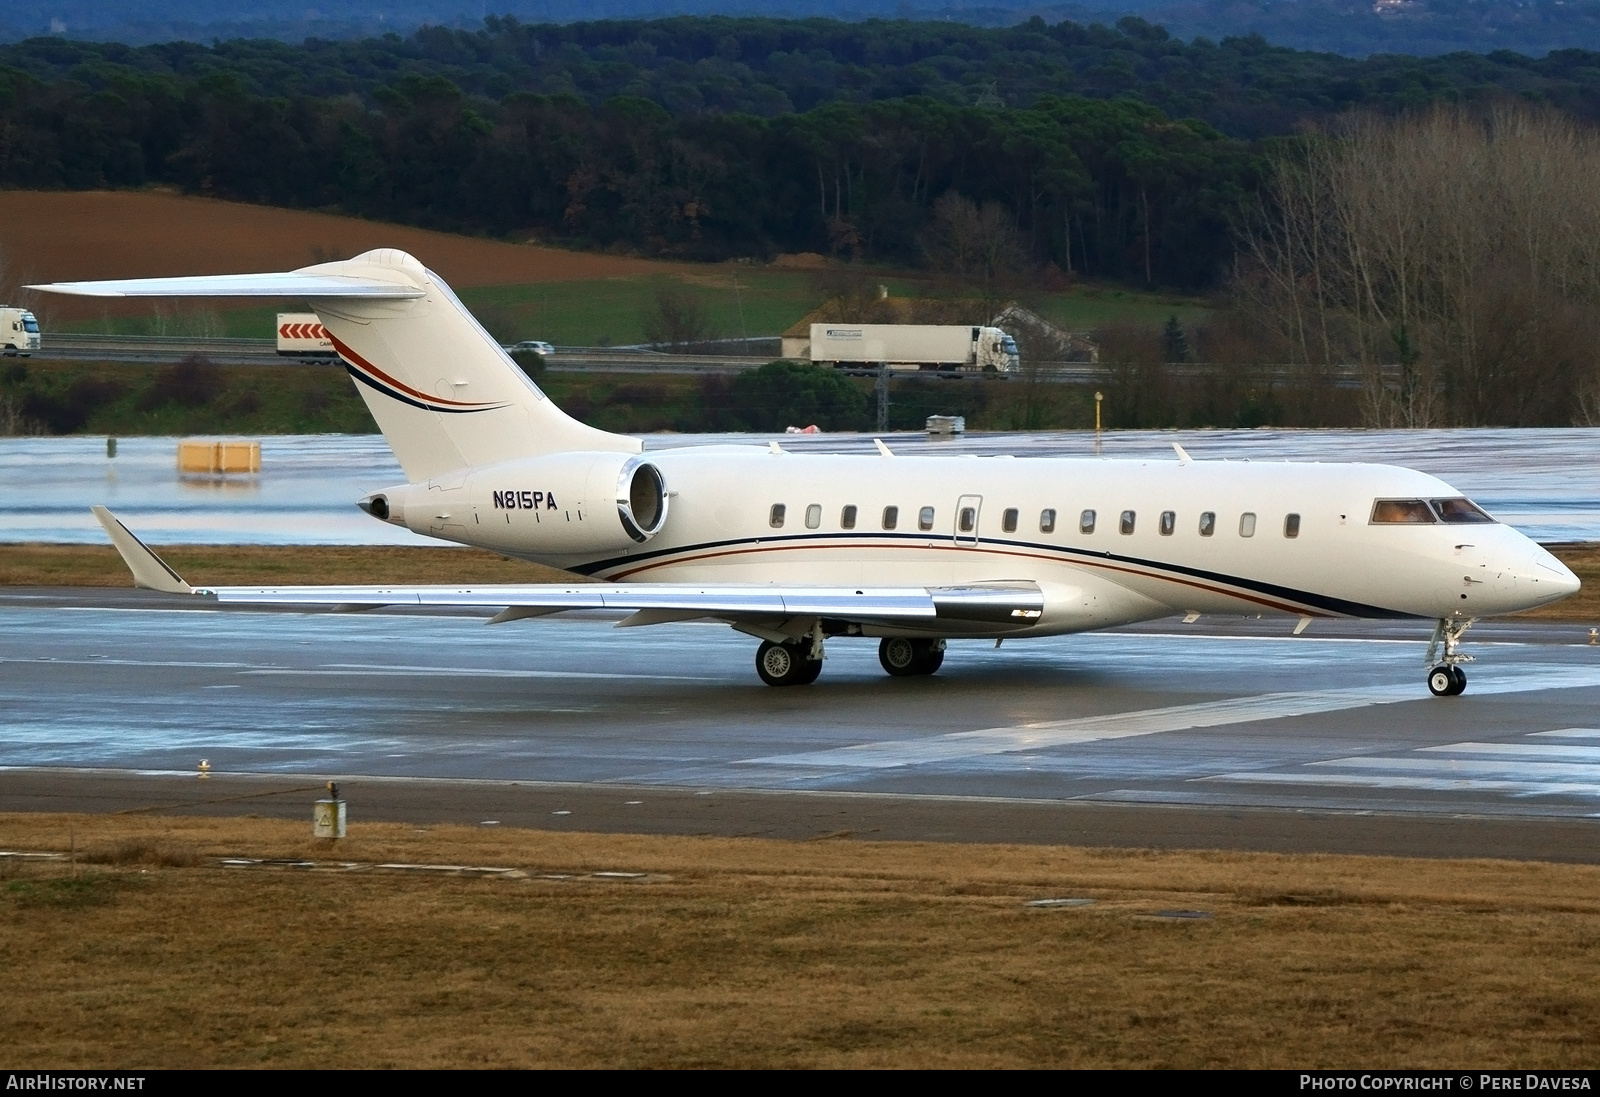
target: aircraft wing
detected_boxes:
[90,506,1044,628]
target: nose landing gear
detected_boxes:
[1425,617,1474,697]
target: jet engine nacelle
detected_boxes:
[360,452,668,555]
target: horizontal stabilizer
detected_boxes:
[90,506,193,594]
[28,271,424,299]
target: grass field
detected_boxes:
[2,813,1598,1067]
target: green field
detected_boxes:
[56,268,1211,347]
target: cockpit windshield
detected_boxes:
[1430,497,1495,523]
[1371,498,1497,525]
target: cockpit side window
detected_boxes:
[1370,499,1436,524]
[1430,498,1496,524]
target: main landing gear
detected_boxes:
[878,637,945,677]
[1425,617,1475,697]
[753,636,949,686]
[755,639,823,687]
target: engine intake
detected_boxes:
[618,457,667,542]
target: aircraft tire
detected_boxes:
[919,645,945,675]
[879,637,920,677]
[1449,666,1467,695]
[1427,665,1457,697]
[756,640,814,687]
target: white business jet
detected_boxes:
[33,249,1580,695]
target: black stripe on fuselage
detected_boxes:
[569,531,1417,619]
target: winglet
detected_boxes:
[874,438,894,457]
[1173,442,1193,464]
[90,506,194,594]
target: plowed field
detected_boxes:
[0,189,690,289]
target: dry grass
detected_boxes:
[2,813,1599,1067]
[0,543,587,587]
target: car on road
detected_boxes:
[507,340,554,356]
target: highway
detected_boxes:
[27,332,1339,384]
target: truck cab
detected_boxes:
[974,327,1019,373]
[1,307,40,356]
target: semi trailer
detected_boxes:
[808,323,1017,374]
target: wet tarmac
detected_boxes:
[5,428,1599,545]
[5,588,1600,859]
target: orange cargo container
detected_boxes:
[177,440,261,474]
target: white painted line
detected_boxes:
[740,666,1600,771]
[1531,728,1600,740]
[243,663,714,682]
[1204,770,1600,798]
[1419,742,1600,762]
[1313,756,1600,780]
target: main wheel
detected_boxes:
[1427,665,1456,697]
[921,644,945,675]
[1449,666,1467,696]
[879,637,921,677]
[756,640,817,687]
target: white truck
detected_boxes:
[276,312,336,359]
[1,307,40,356]
[808,323,1018,375]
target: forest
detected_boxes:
[8,15,1600,288]
[4,14,1600,425]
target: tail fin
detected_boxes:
[32,249,638,481]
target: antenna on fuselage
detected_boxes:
[1172,442,1193,464]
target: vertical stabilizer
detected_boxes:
[29,249,640,482]
[304,250,638,480]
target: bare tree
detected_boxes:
[1240,102,1600,426]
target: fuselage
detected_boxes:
[375,446,1580,638]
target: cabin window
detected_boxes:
[958,507,976,533]
[1040,508,1057,534]
[1371,499,1435,524]
[918,506,936,531]
[1079,509,1095,534]
[841,505,857,530]
[1159,511,1176,536]
[882,506,899,531]
[805,504,822,529]
[1431,498,1496,524]
[1199,511,1216,537]
[1002,508,1018,533]
[1239,512,1257,537]
[769,504,786,529]
[1120,510,1136,535]
[1284,513,1301,538]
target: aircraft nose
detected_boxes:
[1529,546,1581,598]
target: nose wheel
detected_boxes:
[1427,664,1467,697]
[1425,618,1475,697]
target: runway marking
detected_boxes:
[1314,756,1600,780]
[1532,728,1600,740]
[739,666,1600,771]
[1418,742,1600,762]
[244,662,716,682]
[1205,771,1600,799]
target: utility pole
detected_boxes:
[1094,390,1103,456]
[876,362,889,433]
